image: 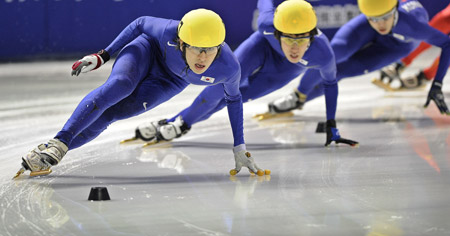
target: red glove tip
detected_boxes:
[72,61,82,70]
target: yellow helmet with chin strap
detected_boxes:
[273,0,317,34]
[178,9,226,48]
[358,0,398,17]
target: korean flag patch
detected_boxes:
[201,76,215,83]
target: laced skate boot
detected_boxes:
[134,120,165,141]
[155,116,190,142]
[268,90,307,113]
[140,116,191,147]
[372,62,405,91]
[400,71,428,89]
[120,119,164,143]
[14,139,68,179]
[253,90,306,120]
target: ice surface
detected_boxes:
[1,49,450,236]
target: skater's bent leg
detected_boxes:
[55,40,152,146]
[297,69,323,96]
[306,42,417,102]
[175,84,225,126]
[305,84,324,102]
[69,75,188,149]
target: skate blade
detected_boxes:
[12,168,25,180]
[253,111,294,121]
[371,78,396,92]
[372,78,427,92]
[397,83,427,91]
[142,140,171,148]
[120,137,138,144]
[29,169,52,177]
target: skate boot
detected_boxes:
[121,119,164,143]
[143,116,190,147]
[13,139,68,179]
[253,90,306,120]
[372,62,405,91]
[399,70,428,90]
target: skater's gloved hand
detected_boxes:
[71,49,110,76]
[424,81,450,115]
[231,145,262,175]
[325,119,359,147]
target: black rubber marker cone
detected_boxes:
[315,121,327,133]
[88,187,111,201]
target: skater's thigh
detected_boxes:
[242,65,304,102]
[94,36,154,106]
[337,42,416,79]
[101,75,189,122]
[240,75,283,102]
[109,36,153,85]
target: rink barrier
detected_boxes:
[0,0,445,61]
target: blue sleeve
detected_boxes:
[320,54,338,121]
[223,69,245,147]
[235,32,266,80]
[257,0,275,29]
[405,20,450,83]
[257,0,274,19]
[298,35,338,120]
[105,16,168,55]
[331,14,377,63]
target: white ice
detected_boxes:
[0,48,450,236]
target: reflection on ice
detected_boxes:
[139,148,191,174]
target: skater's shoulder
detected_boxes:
[217,43,239,66]
[211,43,241,76]
[398,0,425,13]
[308,31,334,61]
[257,17,275,36]
[397,0,428,23]
[131,16,176,41]
[311,31,331,47]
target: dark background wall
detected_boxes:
[0,0,448,61]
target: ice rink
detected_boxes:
[1,48,450,236]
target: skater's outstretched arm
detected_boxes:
[72,16,168,77]
[400,5,450,115]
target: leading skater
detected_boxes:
[14,9,266,178]
[267,0,450,115]
[127,0,358,147]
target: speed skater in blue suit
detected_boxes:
[14,9,267,178]
[130,0,359,148]
[269,0,450,115]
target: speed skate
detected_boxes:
[13,167,52,179]
[371,78,427,92]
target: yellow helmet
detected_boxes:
[273,0,317,34]
[178,9,226,47]
[358,0,397,17]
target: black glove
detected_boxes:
[424,80,450,115]
[325,119,359,147]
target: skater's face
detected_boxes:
[181,40,219,74]
[280,33,310,64]
[367,8,396,35]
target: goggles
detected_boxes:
[185,44,220,56]
[366,7,397,22]
[280,35,311,46]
